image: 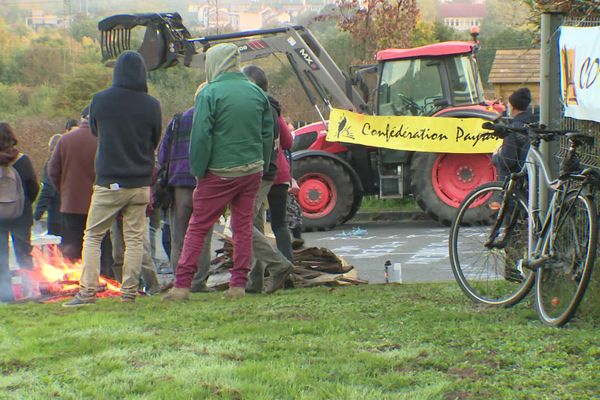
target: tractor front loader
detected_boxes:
[99,12,502,230]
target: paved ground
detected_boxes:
[302,219,455,284]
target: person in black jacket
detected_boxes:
[34,134,63,236]
[493,87,536,180]
[64,51,161,307]
[0,123,39,303]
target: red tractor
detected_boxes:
[98,13,503,230]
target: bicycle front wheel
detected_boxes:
[449,182,535,306]
[535,193,597,327]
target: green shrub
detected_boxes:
[0,82,20,118]
[24,84,58,116]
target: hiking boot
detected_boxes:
[62,295,96,308]
[162,287,190,301]
[224,286,245,299]
[265,265,293,294]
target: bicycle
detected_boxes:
[449,121,600,326]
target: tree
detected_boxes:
[54,63,112,115]
[70,15,99,42]
[333,0,420,61]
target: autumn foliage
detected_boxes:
[335,0,419,61]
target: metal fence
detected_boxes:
[560,16,600,168]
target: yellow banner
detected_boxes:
[326,109,501,154]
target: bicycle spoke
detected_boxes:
[535,193,596,327]
[450,183,534,306]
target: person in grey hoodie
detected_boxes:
[64,51,161,307]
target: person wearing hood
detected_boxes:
[64,51,161,307]
[241,65,294,295]
[493,87,536,180]
[0,123,39,303]
[163,43,273,301]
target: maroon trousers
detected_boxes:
[175,172,262,288]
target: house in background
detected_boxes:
[439,0,486,31]
[488,49,540,109]
[26,9,68,29]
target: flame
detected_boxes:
[14,245,122,302]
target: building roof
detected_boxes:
[487,49,540,84]
[439,2,487,18]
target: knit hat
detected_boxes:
[508,87,531,111]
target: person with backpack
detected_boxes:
[0,122,39,303]
[157,106,215,293]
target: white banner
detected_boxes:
[559,26,600,123]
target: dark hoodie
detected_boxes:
[263,95,281,181]
[89,51,162,188]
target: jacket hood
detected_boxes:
[112,51,148,92]
[205,43,240,82]
[268,95,281,116]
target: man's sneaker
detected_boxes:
[224,286,245,299]
[265,265,293,294]
[63,295,96,308]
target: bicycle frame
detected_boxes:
[521,141,588,268]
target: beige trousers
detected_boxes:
[79,185,149,298]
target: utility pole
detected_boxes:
[63,0,72,74]
[538,11,564,213]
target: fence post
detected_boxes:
[539,11,564,212]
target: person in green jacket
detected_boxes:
[163,43,274,300]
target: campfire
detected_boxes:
[12,245,121,303]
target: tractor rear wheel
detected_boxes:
[293,156,355,231]
[410,152,496,226]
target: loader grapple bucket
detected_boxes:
[98,12,195,70]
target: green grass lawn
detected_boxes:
[1,284,598,400]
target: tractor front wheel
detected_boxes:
[410,152,496,225]
[293,156,355,231]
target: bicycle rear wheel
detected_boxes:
[534,193,597,327]
[449,182,535,306]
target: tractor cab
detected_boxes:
[376,42,485,117]
[372,41,499,205]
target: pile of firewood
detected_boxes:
[206,235,367,290]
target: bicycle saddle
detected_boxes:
[566,132,594,146]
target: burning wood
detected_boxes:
[9,245,121,303]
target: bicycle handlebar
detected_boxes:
[482,121,573,141]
